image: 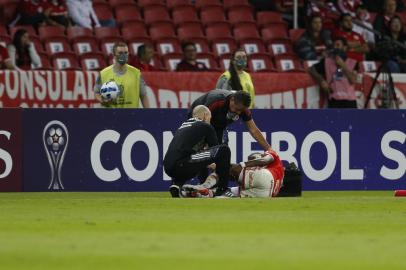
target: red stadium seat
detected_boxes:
[121,22,149,40]
[0,35,11,48]
[359,61,379,73]
[172,6,199,26]
[100,37,125,55]
[206,24,232,40]
[275,56,304,72]
[93,3,114,21]
[115,6,142,24]
[37,55,53,70]
[267,42,295,57]
[211,39,237,57]
[10,26,37,37]
[95,27,120,39]
[0,26,7,36]
[162,53,183,71]
[261,25,289,43]
[247,54,276,72]
[80,53,107,70]
[218,53,233,70]
[72,37,100,55]
[138,0,165,8]
[127,38,153,55]
[195,0,222,10]
[1,3,18,25]
[109,0,135,7]
[200,6,227,26]
[149,23,176,39]
[38,26,65,41]
[239,40,266,55]
[256,11,286,28]
[289,28,306,44]
[52,52,80,70]
[45,37,72,55]
[155,38,182,56]
[197,53,219,70]
[227,6,255,25]
[144,6,171,25]
[67,27,94,41]
[233,24,261,42]
[177,23,205,39]
[167,0,193,10]
[223,0,251,10]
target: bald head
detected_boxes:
[192,105,212,124]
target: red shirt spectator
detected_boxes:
[176,42,209,72]
[307,1,339,31]
[131,57,159,71]
[131,44,160,71]
[337,0,362,17]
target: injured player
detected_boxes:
[181,149,285,198]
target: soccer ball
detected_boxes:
[100,81,120,101]
[47,127,65,152]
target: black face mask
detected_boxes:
[331,48,347,61]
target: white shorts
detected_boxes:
[238,167,275,198]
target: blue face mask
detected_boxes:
[116,53,128,65]
[235,58,247,69]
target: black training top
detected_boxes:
[164,118,219,170]
[190,89,252,130]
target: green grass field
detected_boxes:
[0,191,405,270]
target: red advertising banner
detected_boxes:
[0,70,405,109]
[0,108,22,191]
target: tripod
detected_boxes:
[364,61,399,109]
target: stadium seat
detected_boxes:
[275,57,304,72]
[137,0,165,8]
[45,37,72,55]
[267,42,295,57]
[38,26,65,41]
[261,25,289,43]
[239,40,266,55]
[80,53,107,70]
[177,23,205,39]
[72,38,100,55]
[233,24,261,42]
[115,6,142,24]
[223,0,251,10]
[227,6,255,25]
[197,53,219,70]
[162,53,183,71]
[0,25,7,36]
[206,24,232,40]
[100,37,125,55]
[121,23,149,40]
[1,2,18,25]
[289,28,306,44]
[109,0,135,8]
[31,38,45,53]
[67,27,94,41]
[211,39,237,57]
[93,2,115,21]
[95,27,120,40]
[167,0,193,10]
[10,26,37,38]
[155,38,182,56]
[247,54,276,72]
[52,52,80,70]
[302,60,319,70]
[218,53,233,70]
[144,6,171,25]
[359,61,379,73]
[149,23,176,39]
[127,38,153,55]
[0,35,11,48]
[256,11,286,28]
[200,6,227,26]
[195,0,223,10]
[37,55,53,70]
[172,6,199,26]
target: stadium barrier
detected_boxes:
[0,108,405,192]
[0,70,405,109]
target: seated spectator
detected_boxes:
[7,29,40,70]
[176,42,208,72]
[336,0,362,17]
[18,0,49,27]
[334,13,369,62]
[66,0,115,28]
[378,16,406,73]
[295,15,332,60]
[46,0,71,27]
[131,44,160,71]
[306,0,339,32]
[352,5,375,46]
[373,0,398,36]
[0,45,15,69]
[309,37,359,108]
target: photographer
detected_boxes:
[308,37,359,108]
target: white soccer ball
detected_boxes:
[100,81,120,101]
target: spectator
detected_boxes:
[309,37,359,108]
[18,0,50,27]
[176,42,208,72]
[352,5,375,46]
[46,0,71,27]
[7,29,40,70]
[0,45,15,69]
[363,0,404,13]
[336,0,362,17]
[373,0,397,36]
[334,13,369,62]
[379,16,406,73]
[306,0,339,32]
[66,0,101,28]
[295,15,332,60]
[131,44,159,71]
[216,49,255,108]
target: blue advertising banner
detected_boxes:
[22,109,406,191]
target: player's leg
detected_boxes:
[240,168,275,198]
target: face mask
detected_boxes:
[331,48,347,60]
[226,111,239,121]
[235,58,247,69]
[116,53,128,65]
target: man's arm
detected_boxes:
[139,76,150,108]
[308,62,331,94]
[244,119,271,151]
[242,154,274,168]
